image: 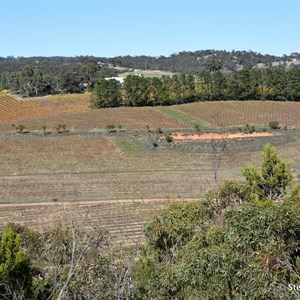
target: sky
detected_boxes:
[0,0,299,58]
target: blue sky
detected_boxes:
[1,0,299,58]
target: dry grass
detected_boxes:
[119,70,176,78]
[28,93,90,111]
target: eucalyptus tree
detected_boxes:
[133,145,300,300]
[91,78,122,108]
[243,144,292,201]
[123,75,149,106]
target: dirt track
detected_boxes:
[172,132,274,140]
[0,198,197,208]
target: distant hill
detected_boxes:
[1,50,300,75]
[1,50,299,97]
[105,50,300,73]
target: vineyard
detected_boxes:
[0,93,187,131]
[0,94,51,124]
[0,134,251,200]
[175,101,300,128]
[0,198,194,244]
[2,94,300,132]
[0,93,90,130]
[28,93,90,111]
[2,93,300,243]
[2,107,188,131]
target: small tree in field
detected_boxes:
[165,135,173,143]
[269,120,280,129]
[55,124,62,133]
[55,124,66,134]
[14,124,25,133]
[243,144,292,201]
[194,124,201,132]
[41,125,47,135]
[211,136,228,184]
[106,124,116,134]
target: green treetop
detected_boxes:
[243,144,292,201]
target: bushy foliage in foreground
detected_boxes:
[0,224,131,300]
[133,145,300,299]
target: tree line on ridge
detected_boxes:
[91,68,300,108]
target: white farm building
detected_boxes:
[104,77,125,84]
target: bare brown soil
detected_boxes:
[172,132,274,140]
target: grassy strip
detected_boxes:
[154,106,215,130]
[114,135,151,154]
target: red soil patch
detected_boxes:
[172,132,274,140]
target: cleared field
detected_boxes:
[119,69,176,78]
[1,131,294,203]
[175,101,300,128]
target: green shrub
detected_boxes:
[269,120,280,129]
[156,128,163,134]
[243,124,255,134]
[106,124,116,133]
[14,124,26,133]
[41,125,47,135]
[165,135,173,143]
[194,124,201,132]
[55,124,66,133]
